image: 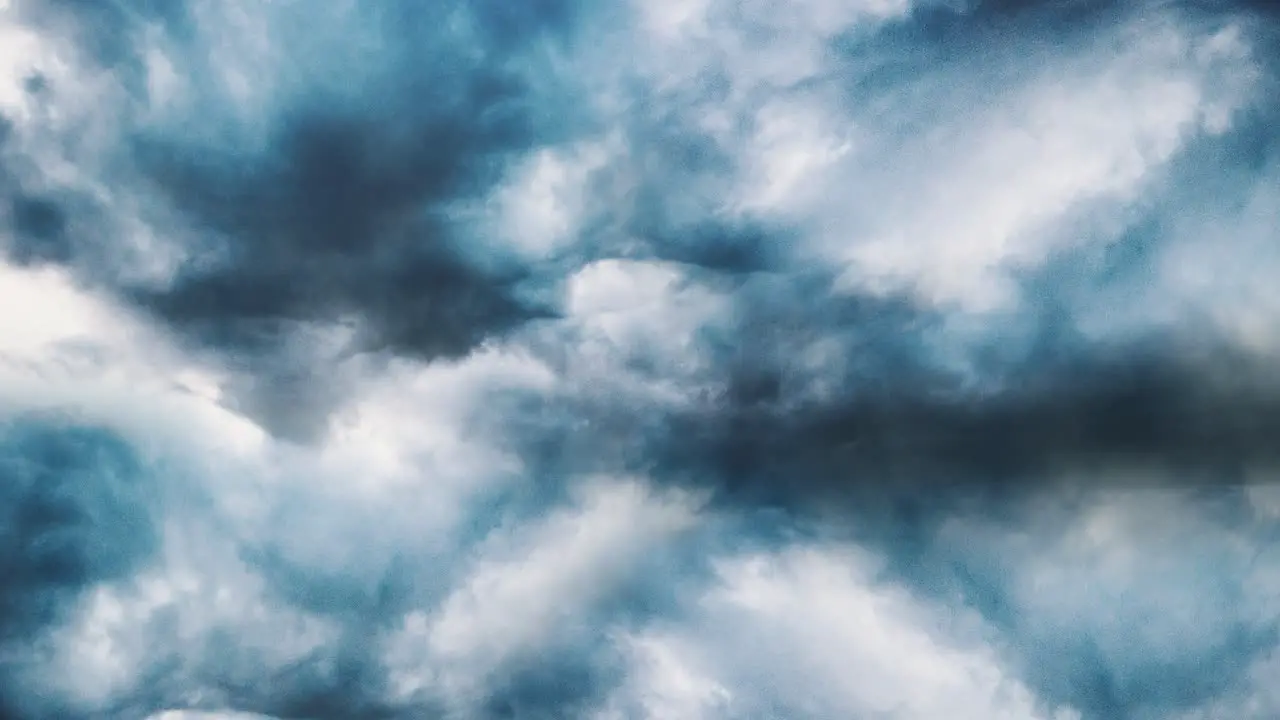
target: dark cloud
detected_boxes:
[480,656,616,720]
[0,0,590,441]
[0,418,158,719]
[136,649,405,720]
[121,5,575,359]
[131,111,553,358]
[7,194,71,264]
[478,251,1280,548]
[0,419,155,639]
[480,260,1234,511]
[665,333,1280,513]
[1025,625,1276,720]
[612,0,1280,520]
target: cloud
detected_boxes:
[921,484,1280,718]
[3,0,1280,718]
[598,542,1079,720]
[1,0,587,440]
[0,419,159,719]
[382,477,700,717]
[145,713,279,720]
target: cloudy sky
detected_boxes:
[1,0,1279,718]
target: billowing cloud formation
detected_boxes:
[2,0,1280,718]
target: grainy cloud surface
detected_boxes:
[1,0,1279,718]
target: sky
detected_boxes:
[1,0,1279,718]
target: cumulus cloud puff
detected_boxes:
[2,0,1280,718]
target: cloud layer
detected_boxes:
[2,0,1280,718]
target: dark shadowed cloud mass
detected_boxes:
[1,0,1280,718]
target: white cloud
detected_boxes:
[0,259,267,462]
[603,543,1079,720]
[485,139,618,260]
[595,630,732,720]
[636,0,915,92]
[40,518,339,712]
[1009,489,1266,653]
[616,1,1262,325]
[556,258,731,407]
[926,482,1280,720]
[737,94,859,216]
[827,19,1256,312]
[383,477,702,711]
[1139,147,1280,357]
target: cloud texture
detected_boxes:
[2,0,1280,717]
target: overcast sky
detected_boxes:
[2,0,1280,718]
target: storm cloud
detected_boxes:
[2,0,1280,718]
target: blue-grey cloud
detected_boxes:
[2,0,1280,718]
[0,418,157,720]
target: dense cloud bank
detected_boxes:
[2,0,1280,717]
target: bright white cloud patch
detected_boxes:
[825,19,1255,311]
[384,477,701,711]
[602,543,1080,719]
